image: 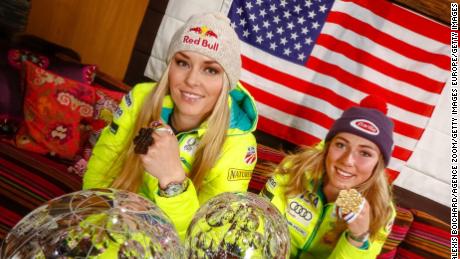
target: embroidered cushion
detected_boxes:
[67,85,124,176]
[91,85,124,133]
[8,48,96,85]
[7,48,50,70]
[50,60,97,85]
[15,61,96,159]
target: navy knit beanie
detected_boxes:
[325,96,394,165]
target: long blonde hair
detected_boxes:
[111,63,230,192]
[275,141,393,240]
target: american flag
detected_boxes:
[228,0,450,181]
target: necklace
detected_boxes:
[169,115,180,135]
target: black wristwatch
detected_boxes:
[158,178,189,198]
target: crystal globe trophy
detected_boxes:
[1,188,183,258]
[185,192,290,258]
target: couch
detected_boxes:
[0,36,450,258]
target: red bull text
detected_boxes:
[183,35,219,51]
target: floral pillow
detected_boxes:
[7,48,50,70]
[16,61,96,159]
[68,85,124,176]
[92,86,124,131]
[8,48,97,85]
[51,60,97,85]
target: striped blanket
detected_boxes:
[0,141,82,241]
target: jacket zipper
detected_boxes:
[299,205,327,257]
[297,185,329,258]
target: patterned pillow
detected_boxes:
[396,209,450,258]
[50,60,97,85]
[15,61,96,159]
[7,48,50,70]
[377,206,414,258]
[8,48,96,85]
[67,85,124,176]
[91,85,124,132]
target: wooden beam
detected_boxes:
[390,0,455,25]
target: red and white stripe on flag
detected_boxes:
[231,0,450,181]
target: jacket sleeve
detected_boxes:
[83,83,153,190]
[328,205,396,259]
[152,132,258,240]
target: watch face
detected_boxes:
[166,184,183,196]
[161,180,188,197]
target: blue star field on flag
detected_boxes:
[228,0,334,64]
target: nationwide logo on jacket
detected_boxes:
[227,168,252,181]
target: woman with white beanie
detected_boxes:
[83,12,258,240]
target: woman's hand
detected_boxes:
[139,124,186,189]
[345,199,371,247]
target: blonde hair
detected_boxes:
[111,63,230,192]
[275,142,393,240]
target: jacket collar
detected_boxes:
[160,82,258,137]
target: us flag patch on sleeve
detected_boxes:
[244,146,256,165]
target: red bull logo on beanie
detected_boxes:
[184,25,219,51]
[188,26,218,39]
[350,119,379,135]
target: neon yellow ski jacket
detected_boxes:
[83,82,258,240]
[261,172,395,258]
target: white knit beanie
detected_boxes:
[167,12,241,89]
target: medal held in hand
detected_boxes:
[133,127,154,154]
[133,121,165,154]
[335,189,365,223]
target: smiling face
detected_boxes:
[325,132,381,193]
[168,51,225,125]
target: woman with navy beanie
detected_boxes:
[262,95,396,258]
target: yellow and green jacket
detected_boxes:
[261,173,396,258]
[83,82,258,240]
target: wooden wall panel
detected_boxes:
[26,0,148,81]
[392,0,455,25]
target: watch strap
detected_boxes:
[347,230,370,243]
